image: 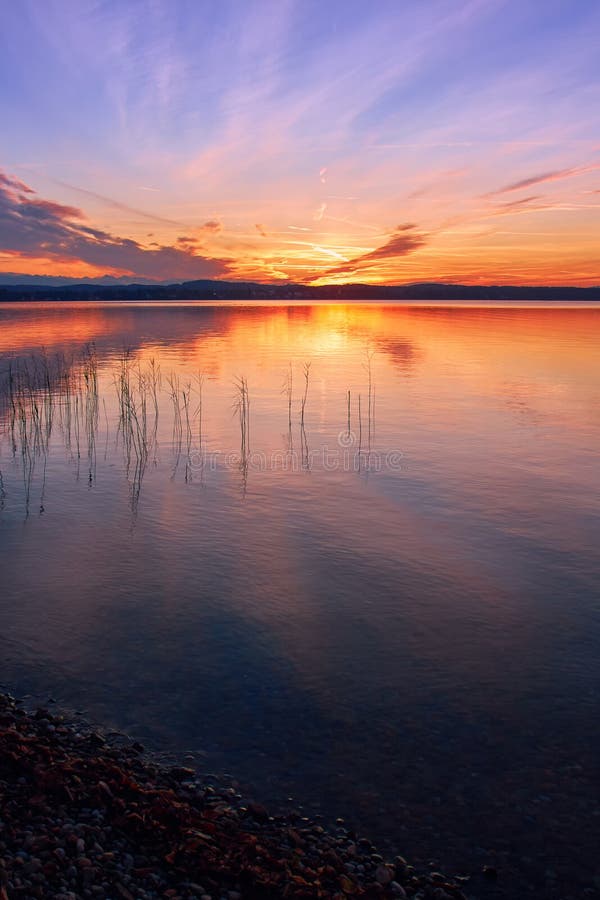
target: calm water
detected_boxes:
[1,302,599,894]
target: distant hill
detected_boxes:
[1,276,599,302]
[0,273,164,287]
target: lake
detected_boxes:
[1,301,599,897]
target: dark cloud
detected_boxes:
[0,169,231,281]
[0,171,34,194]
[255,223,268,237]
[20,197,84,220]
[324,223,426,277]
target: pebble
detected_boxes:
[375,864,394,884]
[0,690,468,900]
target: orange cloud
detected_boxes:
[200,219,222,233]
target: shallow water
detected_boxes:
[1,301,599,894]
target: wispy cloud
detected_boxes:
[493,195,541,208]
[52,179,183,227]
[487,164,600,196]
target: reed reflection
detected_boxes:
[0,347,381,514]
[2,301,600,520]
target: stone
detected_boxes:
[374,864,393,884]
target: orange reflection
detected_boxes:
[0,308,112,352]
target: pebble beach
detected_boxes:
[0,690,481,900]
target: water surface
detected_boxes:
[1,301,599,896]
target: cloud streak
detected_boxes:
[488,164,600,196]
[322,224,427,278]
[52,179,183,227]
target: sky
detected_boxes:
[1,0,599,286]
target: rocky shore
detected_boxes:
[0,692,476,900]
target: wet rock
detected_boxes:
[169,765,195,780]
[374,864,394,884]
[246,801,269,821]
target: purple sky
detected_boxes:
[1,0,599,284]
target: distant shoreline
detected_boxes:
[1,279,600,303]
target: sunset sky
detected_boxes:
[1,0,599,286]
